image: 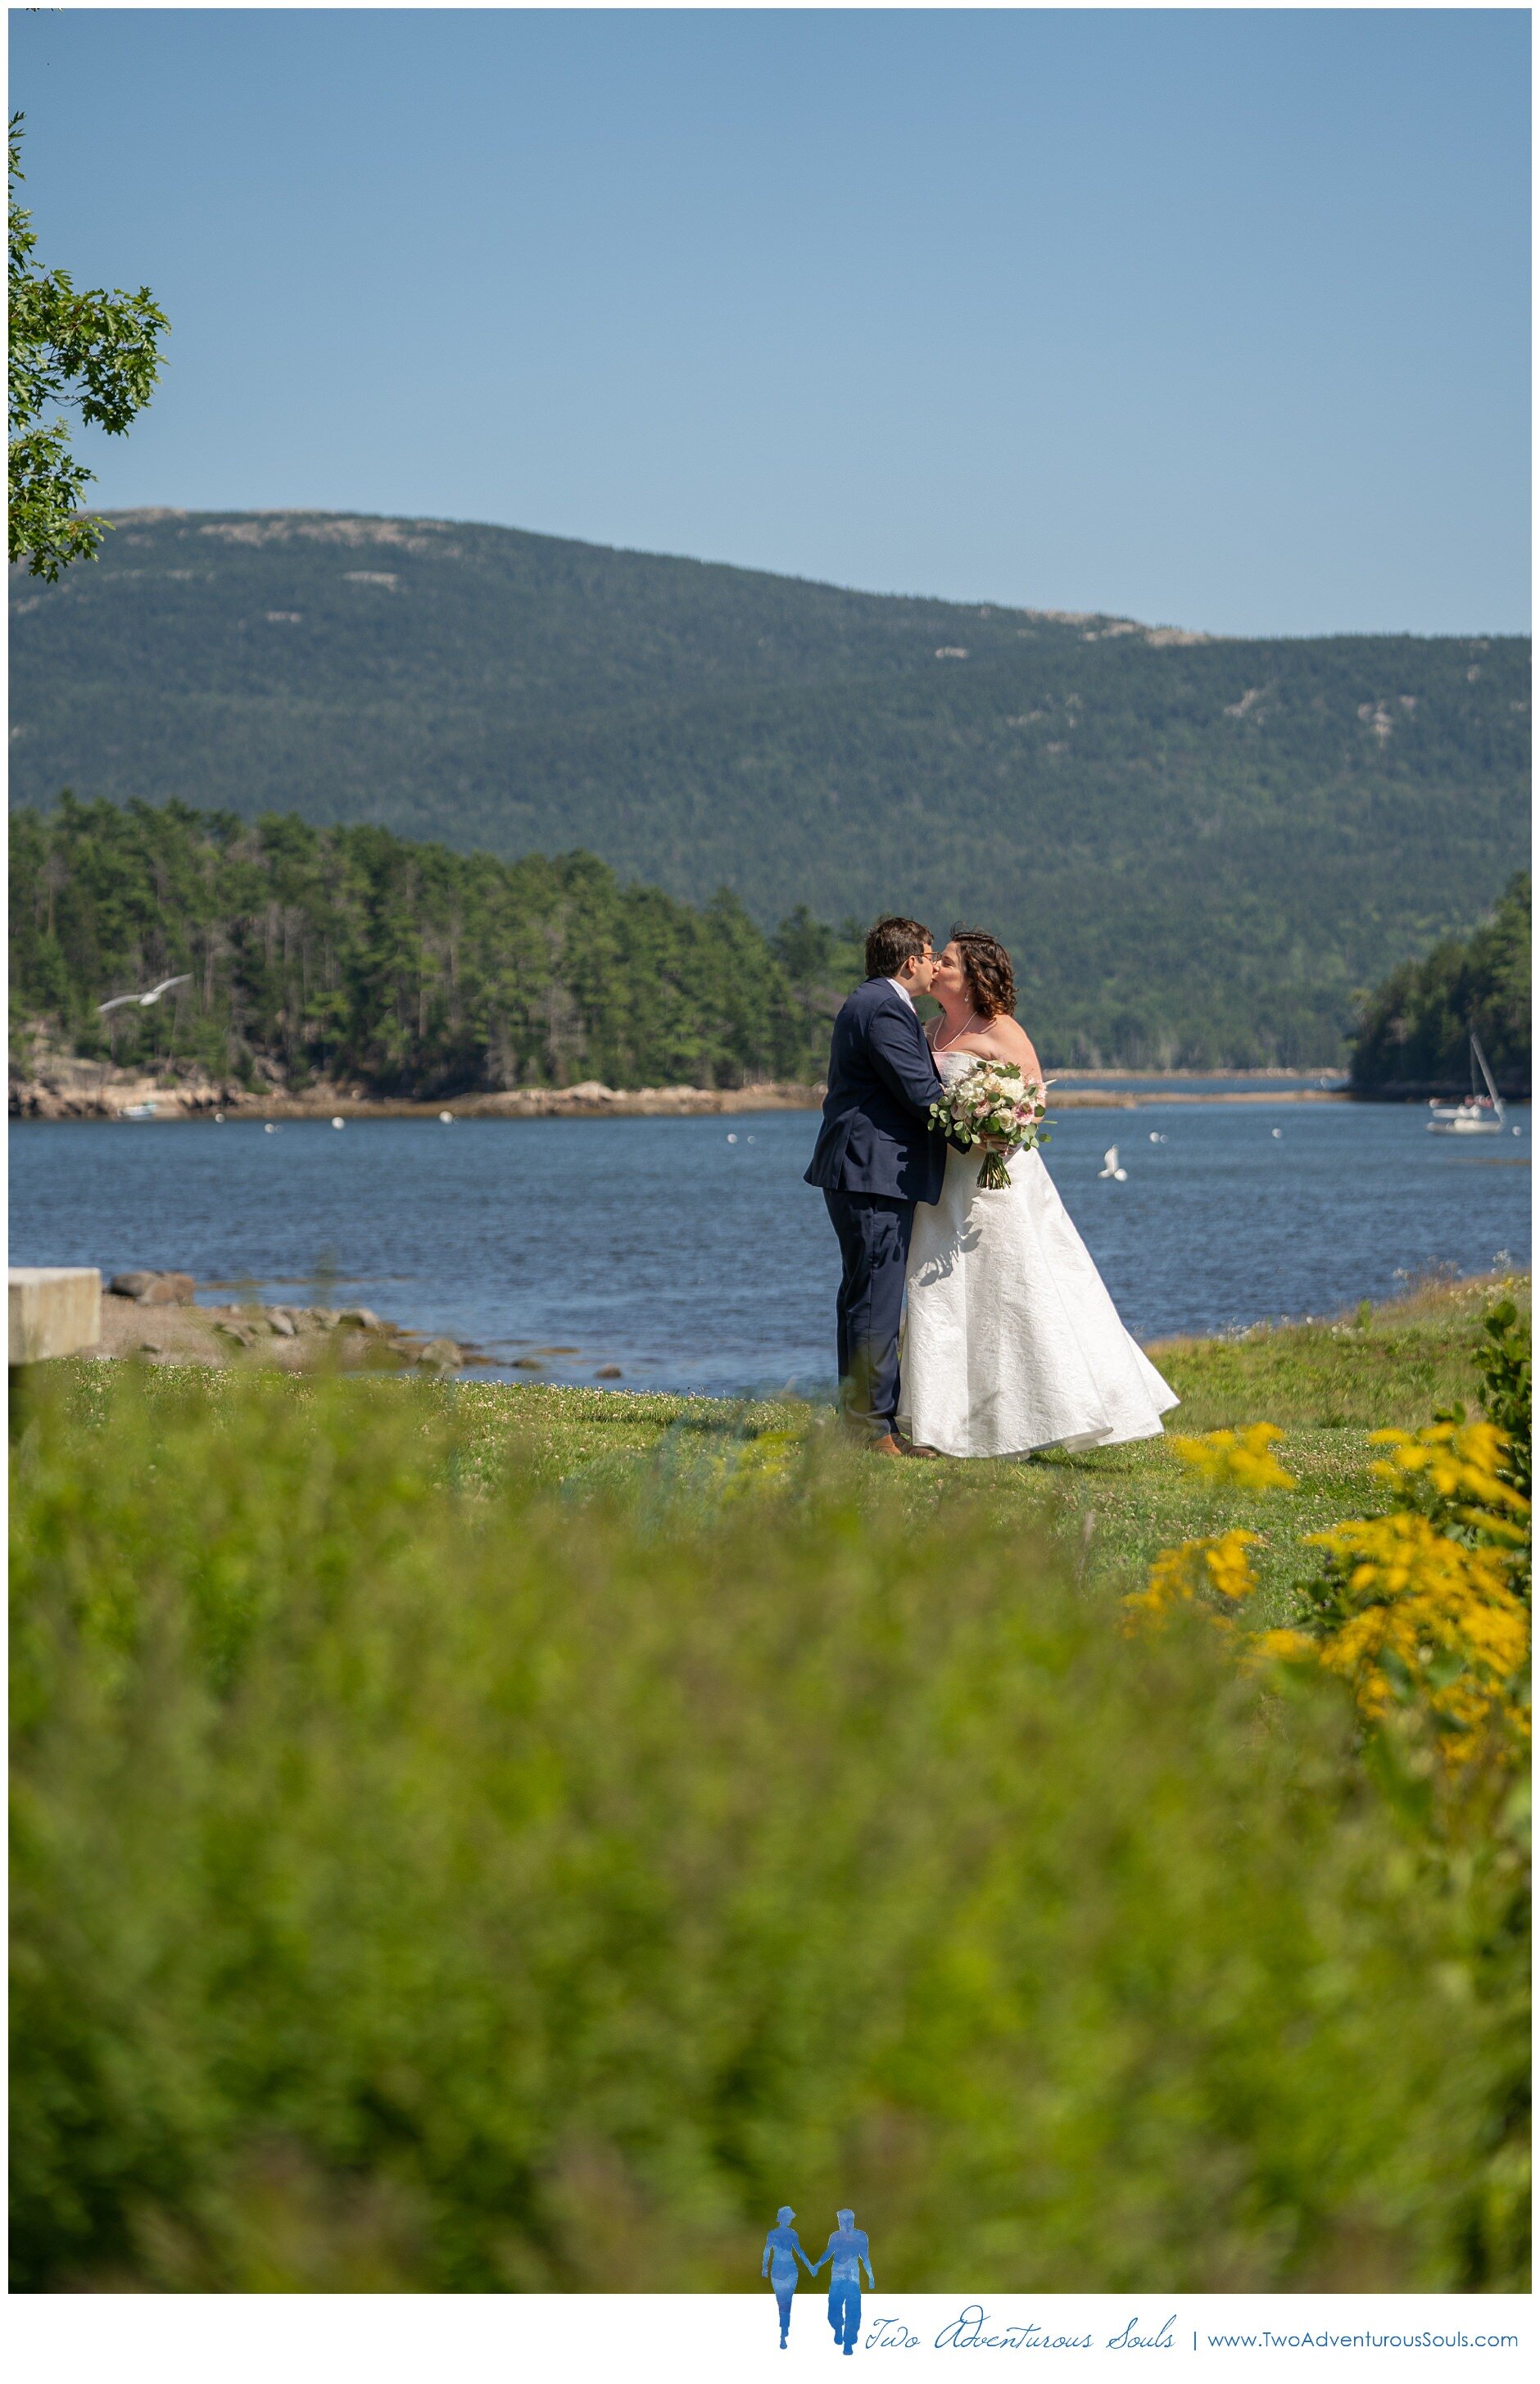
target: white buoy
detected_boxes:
[213,1112,224,1124]
[1271,1127,1283,1139]
[727,1132,738,1144]
[264,1122,279,1135]
[440,1111,453,1124]
[331,1117,345,1130]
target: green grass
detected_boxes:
[10,1273,1529,2293]
[46,1263,1521,1684]
[374,1265,1531,1626]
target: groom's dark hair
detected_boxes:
[865,915,931,979]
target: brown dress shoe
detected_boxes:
[869,1433,904,1457]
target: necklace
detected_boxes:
[934,1008,982,1054]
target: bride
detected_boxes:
[898,927,1178,1460]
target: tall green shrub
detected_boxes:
[10,1368,1528,2290]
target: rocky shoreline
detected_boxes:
[8,1051,831,1122]
[88,1270,472,1375]
[11,1044,1368,1122]
[11,1078,1355,1119]
[11,1063,1152,1119]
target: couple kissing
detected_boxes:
[804,915,1177,1462]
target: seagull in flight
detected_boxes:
[1098,1145,1128,1181]
[97,974,192,1015]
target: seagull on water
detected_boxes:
[1098,1145,1128,1182]
[97,974,192,1015]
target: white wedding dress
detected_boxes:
[897,1053,1179,1459]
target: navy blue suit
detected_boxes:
[804,978,947,1436]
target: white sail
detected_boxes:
[1470,1031,1506,1121]
[1427,1033,1506,1134]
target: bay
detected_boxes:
[7,1104,1530,1396]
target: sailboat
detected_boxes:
[1427,1033,1506,1135]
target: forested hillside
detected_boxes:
[1349,873,1531,1098]
[8,510,1529,1063]
[9,800,858,1096]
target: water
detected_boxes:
[8,1104,1529,1395]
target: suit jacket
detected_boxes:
[804,977,948,1203]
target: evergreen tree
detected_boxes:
[9,800,845,1095]
[1349,874,1531,1096]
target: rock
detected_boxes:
[512,1355,544,1371]
[109,1271,157,1300]
[266,1310,297,1336]
[213,1321,252,1348]
[311,1308,341,1330]
[418,1337,461,1371]
[595,1364,623,1379]
[337,1307,380,1332]
[109,1269,194,1306]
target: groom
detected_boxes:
[804,916,947,1454]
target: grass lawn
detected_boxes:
[70,1269,1526,1630]
[417,1267,1529,1626]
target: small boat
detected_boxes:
[120,1101,158,1122]
[1427,1035,1506,1135]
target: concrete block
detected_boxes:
[9,1267,102,1364]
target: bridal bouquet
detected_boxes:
[930,1059,1049,1190]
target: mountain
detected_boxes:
[8,508,1530,1064]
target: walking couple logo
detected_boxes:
[762,2208,875,2353]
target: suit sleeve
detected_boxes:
[866,1000,945,1122]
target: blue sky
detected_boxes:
[8,7,1530,634]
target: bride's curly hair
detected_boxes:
[949,926,1017,1020]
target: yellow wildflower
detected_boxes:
[1366,1420,1529,1539]
[1247,1626,1318,1667]
[1126,1528,1261,1632]
[1171,1422,1297,1493]
[1300,1512,1530,1764]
